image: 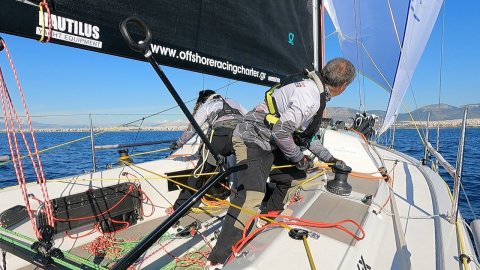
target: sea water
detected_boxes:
[0,131,181,182]
[0,129,478,220]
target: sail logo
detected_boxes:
[151,43,267,81]
[268,76,280,83]
[288,32,295,45]
[36,12,102,49]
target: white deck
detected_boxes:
[225,130,477,270]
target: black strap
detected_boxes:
[216,98,242,119]
[2,249,6,270]
[293,92,327,147]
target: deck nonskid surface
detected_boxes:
[17,205,228,270]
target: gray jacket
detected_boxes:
[233,79,333,162]
[176,97,245,147]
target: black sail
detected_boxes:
[0,0,317,86]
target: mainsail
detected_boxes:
[1,0,318,86]
[325,0,443,133]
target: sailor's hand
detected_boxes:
[327,157,345,167]
[328,158,351,172]
[215,154,225,166]
[295,155,314,171]
[169,142,179,150]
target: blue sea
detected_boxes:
[0,129,479,221]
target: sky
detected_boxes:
[0,1,479,127]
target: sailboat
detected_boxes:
[0,0,478,269]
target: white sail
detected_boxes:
[325,0,443,134]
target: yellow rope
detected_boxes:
[128,147,171,157]
[123,162,326,265]
[303,235,316,270]
[37,165,326,184]
[456,219,470,270]
[443,181,470,270]
[399,103,425,146]
[190,206,221,215]
[284,169,327,199]
[363,74,425,146]
[0,131,108,166]
[124,163,293,230]
[38,4,45,42]
[2,155,327,267]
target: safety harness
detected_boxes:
[217,97,243,119]
[205,94,243,120]
[264,84,281,126]
[264,69,326,127]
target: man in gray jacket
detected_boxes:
[207,58,356,267]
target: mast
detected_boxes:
[313,0,324,71]
[313,0,319,71]
[320,0,325,68]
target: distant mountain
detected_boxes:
[326,103,480,122]
[325,107,385,122]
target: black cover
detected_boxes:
[0,0,317,86]
[0,205,29,228]
[45,182,142,234]
[165,169,193,192]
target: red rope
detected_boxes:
[3,40,55,225]
[104,218,130,234]
[83,235,117,258]
[138,187,155,218]
[0,39,56,237]
[232,213,366,255]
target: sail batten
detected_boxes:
[325,0,443,133]
[1,0,317,86]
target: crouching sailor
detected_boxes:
[168,89,246,214]
[207,58,356,268]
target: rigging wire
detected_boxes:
[387,0,425,140]
[130,117,145,155]
[352,0,365,112]
[225,79,231,98]
[460,181,478,220]
[336,32,427,146]
[0,81,239,167]
[436,1,447,165]
[328,1,431,142]
[359,8,367,111]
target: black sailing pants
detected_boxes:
[208,138,307,264]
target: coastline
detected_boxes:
[1,118,480,132]
[0,125,190,133]
[392,118,480,129]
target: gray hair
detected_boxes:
[320,58,356,87]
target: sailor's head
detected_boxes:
[321,58,356,97]
[197,89,217,104]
